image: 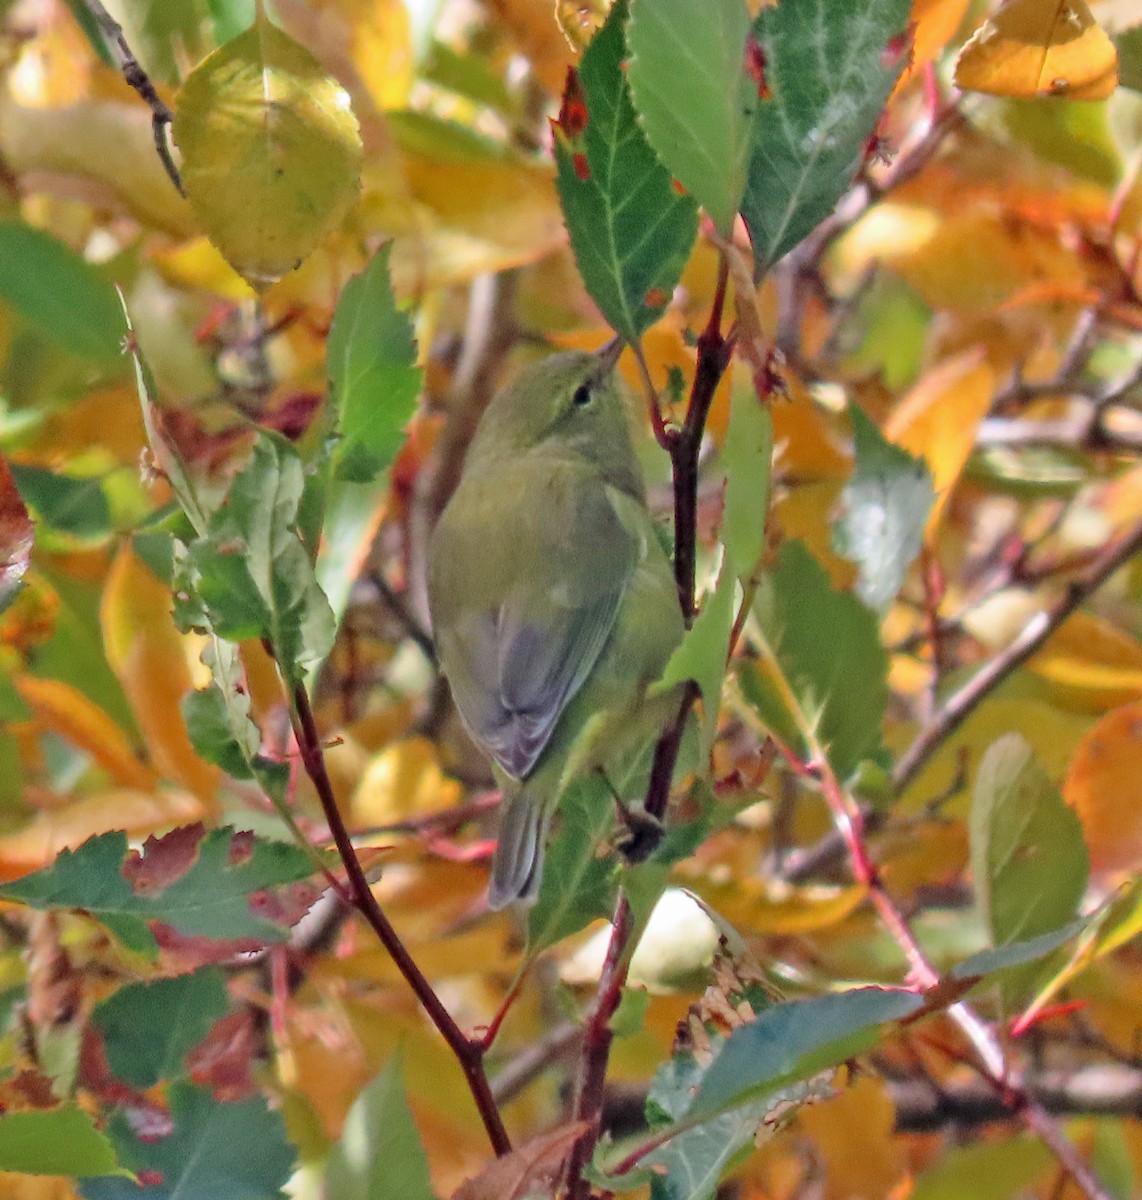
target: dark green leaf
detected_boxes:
[742,0,911,270]
[527,776,617,954]
[555,1,698,342]
[0,222,125,365]
[93,969,231,1088]
[832,406,933,612]
[0,1106,128,1177]
[690,986,922,1121]
[1118,26,1142,92]
[626,0,758,234]
[741,540,888,779]
[325,1056,439,1200]
[81,1082,295,1200]
[0,826,314,957]
[10,464,112,540]
[970,734,1089,948]
[327,244,421,483]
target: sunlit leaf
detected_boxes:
[327,243,421,484]
[0,1107,127,1177]
[554,0,698,342]
[955,0,1118,100]
[626,0,758,235]
[173,10,362,287]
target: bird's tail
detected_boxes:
[488,785,548,910]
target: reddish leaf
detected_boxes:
[0,450,33,612]
[556,66,589,139]
[122,823,206,894]
[187,1009,258,1101]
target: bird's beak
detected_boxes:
[595,336,624,378]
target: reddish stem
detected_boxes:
[290,684,511,1157]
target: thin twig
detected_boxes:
[290,683,511,1157]
[894,514,1142,792]
[80,0,184,195]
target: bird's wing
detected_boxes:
[435,478,639,780]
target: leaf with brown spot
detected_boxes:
[451,1122,590,1200]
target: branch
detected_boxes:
[894,514,1142,792]
[289,682,511,1157]
[80,0,184,195]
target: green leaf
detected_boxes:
[970,734,1089,948]
[658,556,735,756]
[742,0,911,270]
[327,244,421,483]
[689,986,922,1121]
[0,1106,128,1177]
[0,826,314,957]
[527,776,617,955]
[10,464,112,540]
[183,640,289,804]
[740,540,888,779]
[950,920,1085,983]
[832,406,933,612]
[554,1,698,341]
[626,0,758,234]
[721,383,772,579]
[186,434,335,689]
[93,968,231,1088]
[325,1056,439,1200]
[645,1101,767,1200]
[80,1082,295,1200]
[207,0,255,45]
[172,10,362,287]
[0,221,125,365]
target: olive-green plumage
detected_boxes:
[427,346,684,907]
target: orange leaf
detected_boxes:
[1029,612,1142,712]
[13,675,156,792]
[884,349,996,539]
[954,0,1118,101]
[1064,702,1142,874]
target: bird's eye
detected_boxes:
[572,383,592,408]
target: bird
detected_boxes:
[427,343,685,907]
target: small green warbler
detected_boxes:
[427,345,684,907]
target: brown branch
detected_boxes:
[289,682,511,1157]
[79,0,184,195]
[894,514,1142,792]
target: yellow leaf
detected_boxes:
[350,737,462,827]
[688,876,865,936]
[955,0,1118,101]
[1029,612,1142,712]
[12,675,156,792]
[797,1074,906,1200]
[172,12,362,288]
[0,788,204,880]
[897,0,973,92]
[100,547,220,809]
[1064,701,1142,874]
[885,349,996,538]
